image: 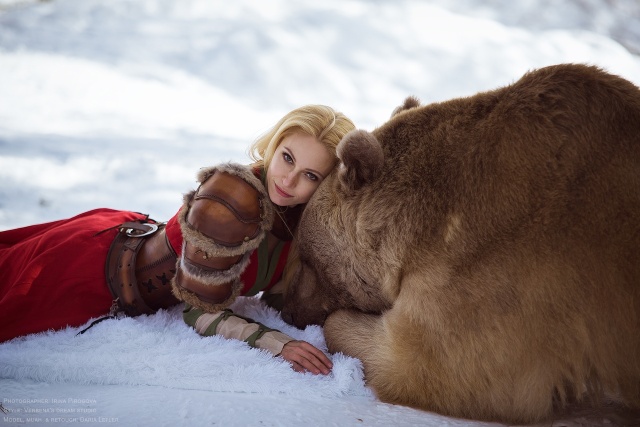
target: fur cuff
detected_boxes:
[180,243,252,286]
[171,274,243,313]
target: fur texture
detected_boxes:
[171,275,243,313]
[281,64,640,424]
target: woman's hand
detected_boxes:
[280,340,333,375]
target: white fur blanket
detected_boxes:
[0,296,371,399]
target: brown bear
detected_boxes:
[280,63,640,424]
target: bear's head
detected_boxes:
[281,97,424,328]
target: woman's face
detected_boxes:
[266,132,335,207]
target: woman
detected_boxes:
[0,105,355,375]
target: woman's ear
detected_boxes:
[336,129,384,192]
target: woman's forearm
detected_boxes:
[183,305,293,356]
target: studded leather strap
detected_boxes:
[105,222,179,316]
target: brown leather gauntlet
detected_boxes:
[105,221,179,317]
[171,163,273,313]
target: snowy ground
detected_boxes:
[1,0,639,426]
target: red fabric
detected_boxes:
[1,207,291,342]
[0,209,147,342]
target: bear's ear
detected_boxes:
[336,129,384,192]
[390,96,420,118]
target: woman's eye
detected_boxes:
[283,152,293,163]
[305,172,319,182]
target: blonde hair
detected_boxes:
[248,105,355,172]
[250,106,355,302]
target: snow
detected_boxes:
[0,0,638,425]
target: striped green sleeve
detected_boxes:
[184,305,256,337]
[182,304,293,354]
[182,304,202,328]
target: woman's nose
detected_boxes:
[283,171,297,187]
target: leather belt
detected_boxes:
[105,221,180,316]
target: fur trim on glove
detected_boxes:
[171,273,243,313]
[179,243,252,286]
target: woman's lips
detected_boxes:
[274,183,292,198]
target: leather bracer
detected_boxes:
[171,163,274,313]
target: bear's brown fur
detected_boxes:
[281,64,640,424]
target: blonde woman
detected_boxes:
[0,105,355,375]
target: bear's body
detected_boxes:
[281,64,640,424]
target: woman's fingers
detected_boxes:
[280,340,333,375]
[290,361,305,373]
[298,341,333,372]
